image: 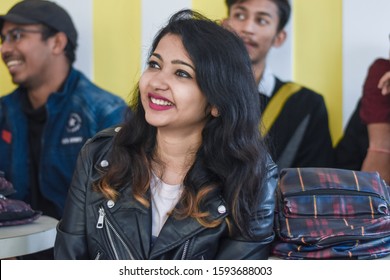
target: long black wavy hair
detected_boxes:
[96,9,269,238]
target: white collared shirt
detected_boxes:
[258,65,276,97]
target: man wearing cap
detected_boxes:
[0,0,128,222]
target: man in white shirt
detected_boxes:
[223,0,334,168]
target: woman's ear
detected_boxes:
[211,106,220,117]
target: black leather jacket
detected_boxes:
[54,127,278,260]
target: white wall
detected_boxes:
[55,0,94,79]
[141,0,192,70]
[342,0,390,127]
[266,0,294,82]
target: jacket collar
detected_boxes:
[90,133,229,259]
[95,180,228,259]
[150,194,228,258]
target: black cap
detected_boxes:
[0,0,77,47]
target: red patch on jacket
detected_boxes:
[1,130,11,144]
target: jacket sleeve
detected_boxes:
[54,140,92,259]
[215,158,278,259]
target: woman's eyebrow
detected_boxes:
[172,59,195,71]
[151,52,195,70]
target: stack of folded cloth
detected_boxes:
[0,171,42,226]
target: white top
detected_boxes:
[150,173,183,238]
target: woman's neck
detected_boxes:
[153,129,201,185]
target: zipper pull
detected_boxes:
[181,239,190,260]
[96,207,105,229]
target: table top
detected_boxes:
[0,215,58,259]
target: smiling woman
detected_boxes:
[54,9,278,260]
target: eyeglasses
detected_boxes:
[0,28,43,45]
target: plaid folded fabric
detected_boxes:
[0,195,42,227]
[273,235,390,259]
[0,171,15,196]
[273,168,390,259]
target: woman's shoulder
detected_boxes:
[89,126,121,142]
[81,126,121,162]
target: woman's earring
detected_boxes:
[211,107,220,117]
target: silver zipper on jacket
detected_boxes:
[96,206,135,260]
[181,239,190,260]
[96,207,105,228]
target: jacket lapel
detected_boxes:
[150,195,228,258]
[91,151,229,260]
[98,185,153,259]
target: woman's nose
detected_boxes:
[149,70,169,91]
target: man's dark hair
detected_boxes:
[225,0,291,32]
[41,25,76,65]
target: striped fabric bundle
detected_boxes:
[0,171,15,196]
[272,167,390,259]
[0,172,41,226]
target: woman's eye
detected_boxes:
[148,61,160,69]
[176,70,192,79]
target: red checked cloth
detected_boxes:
[272,167,390,259]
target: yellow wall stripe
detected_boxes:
[191,0,227,21]
[0,0,19,96]
[293,0,343,145]
[93,0,141,103]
